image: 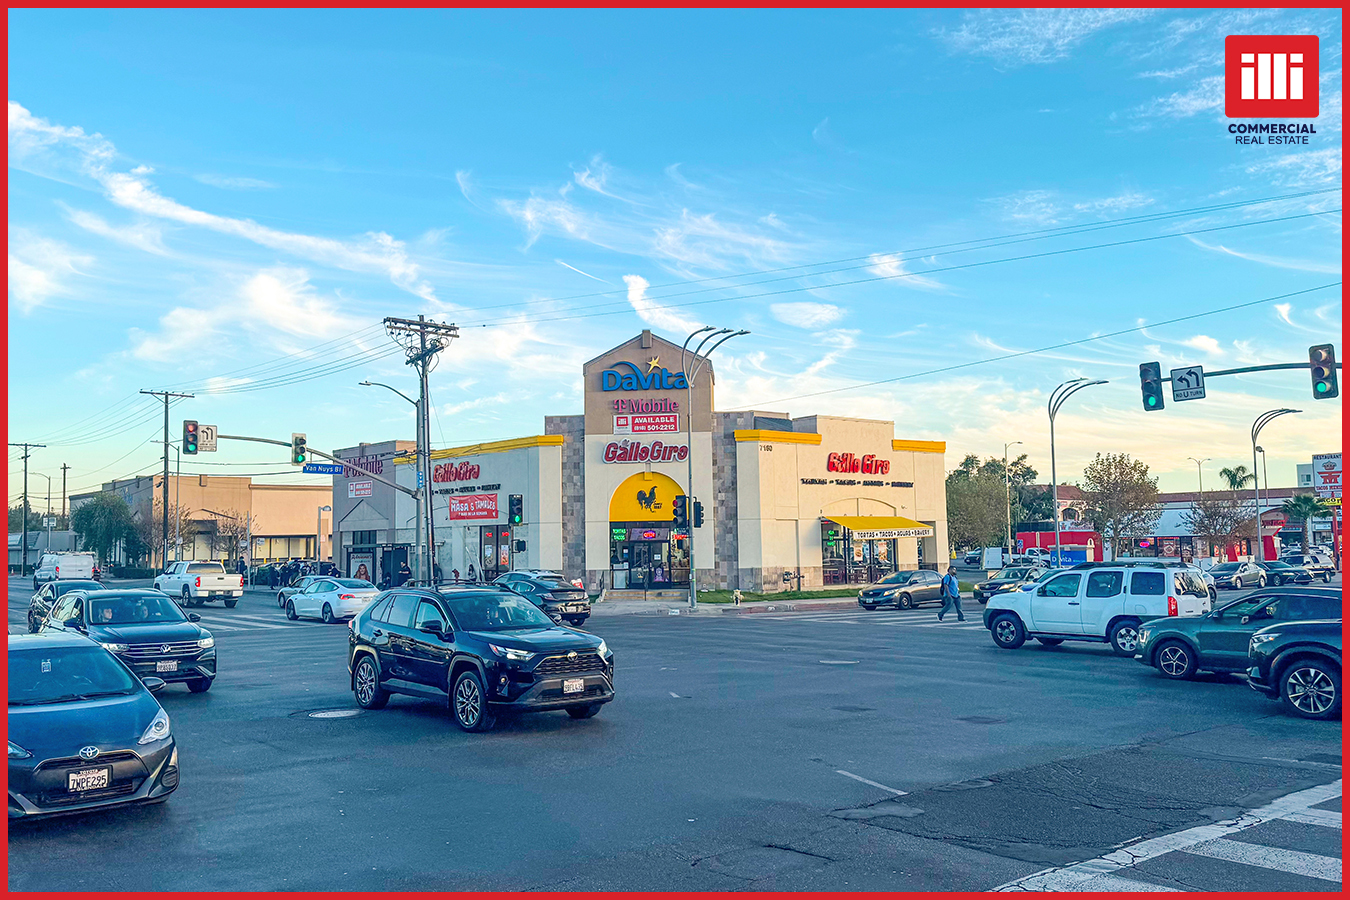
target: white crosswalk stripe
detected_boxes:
[746,608,985,630]
[1181,837,1340,882]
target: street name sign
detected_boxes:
[1170,365,1206,401]
[302,463,344,475]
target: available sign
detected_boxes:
[613,414,680,435]
[348,480,373,499]
[448,493,499,520]
[1312,452,1341,499]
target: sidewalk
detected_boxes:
[588,593,973,617]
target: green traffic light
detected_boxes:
[1147,396,1157,407]
[1317,381,1330,393]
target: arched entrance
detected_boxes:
[608,472,689,590]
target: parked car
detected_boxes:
[284,578,380,623]
[8,632,179,819]
[1016,567,1070,591]
[27,579,102,634]
[857,569,944,610]
[32,552,96,590]
[973,567,1041,604]
[1248,618,1342,720]
[39,589,216,693]
[1136,587,1341,680]
[276,574,326,608]
[962,550,982,566]
[1255,560,1314,586]
[1279,553,1336,582]
[494,573,591,625]
[1209,561,1266,590]
[984,563,1207,655]
[153,561,244,608]
[348,587,615,732]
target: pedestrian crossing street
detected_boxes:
[995,779,1342,892]
[743,606,988,631]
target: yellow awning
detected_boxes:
[823,515,933,539]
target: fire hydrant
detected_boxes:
[733,589,742,606]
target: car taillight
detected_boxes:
[1167,596,1178,616]
[339,594,354,600]
[195,576,201,588]
[55,566,59,576]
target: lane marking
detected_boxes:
[194,617,289,630]
[819,660,859,665]
[993,779,1342,891]
[1282,808,1342,829]
[669,692,680,698]
[836,769,907,796]
[1070,874,1180,892]
[1182,837,1341,883]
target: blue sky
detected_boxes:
[8,8,1342,506]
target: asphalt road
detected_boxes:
[8,579,1342,891]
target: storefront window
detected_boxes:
[609,522,689,589]
[821,522,898,585]
[479,526,513,581]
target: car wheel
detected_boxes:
[187,677,213,693]
[452,669,497,733]
[181,587,194,608]
[277,592,287,608]
[1323,572,1333,583]
[862,604,878,611]
[1209,587,1217,601]
[1281,661,1341,720]
[566,704,602,719]
[32,578,39,591]
[352,655,389,710]
[1109,619,1142,657]
[286,599,298,621]
[1154,640,1196,680]
[897,593,913,610]
[990,614,1025,650]
[1036,638,1063,646]
[224,598,238,609]
[1257,575,1267,588]
[321,603,336,624]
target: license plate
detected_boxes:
[563,678,585,694]
[563,604,583,612]
[67,767,110,792]
[156,660,178,673]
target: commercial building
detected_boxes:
[331,330,948,593]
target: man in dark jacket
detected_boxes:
[396,560,412,586]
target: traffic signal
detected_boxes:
[672,495,688,529]
[182,420,199,455]
[1309,344,1339,400]
[692,500,705,528]
[1139,362,1165,411]
[290,433,307,466]
[508,494,523,525]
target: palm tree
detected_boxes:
[1218,465,1255,502]
[1280,493,1334,553]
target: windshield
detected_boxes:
[878,571,916,585]
[9,646,140,706]
[88,593,188,625]
[335,579,375,589]
[1034,569,1064,582]
[442,592,555,631]
[1262,561,1293,570]
[1211,563,1240,574]
[187,563,225,574]
[1216,596,1270,618]
[994,568,1031,580]
[53,581,102,597]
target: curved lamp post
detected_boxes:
[1048,378,1108,563]
[360,380,429,582]
[1187,457,1211,497]
[1250,409,1300,561]
[1004,441,1023,559]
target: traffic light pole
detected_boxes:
[215,434,418,498]
[142,390,193,571]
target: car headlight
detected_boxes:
[1250,633,1280,647]
[138,708,171,745]
[488,643,535,662]
[197,635,215,649]
[597,639,611,659]
[100,642,129,653]
[8,740,32,760]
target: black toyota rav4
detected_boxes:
[348,587,614,732]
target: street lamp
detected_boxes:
[34,473,53,554]
[679,326,750,609]
[1048,378,1108,563]
[317,505,332,568]
[1004,441,1023,560]
[1250,409,1300,562]
[1187,457,1211,497]
[359,380,430,584]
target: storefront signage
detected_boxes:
[613,397,679,413]
[340,455,385,479]
[849,526,932,539]
[613,414,680,435]
[433,460,481,483]
[348,480,373,498]
[600,360,689,391]
[602,439,690,463]
[448,493,499,520]
[627,526,671,541]
[1313,452,1342,499]
[827,452,891,475]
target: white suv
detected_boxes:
[983,563,1209,656]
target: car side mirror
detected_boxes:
[417,620,445,637]
[1037,586,1048,596]
[63,617,84,631]
[142,676,167,693]
[188,613,201,622]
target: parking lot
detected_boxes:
[8,579,1342,892]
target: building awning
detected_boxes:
[823,515,934,539]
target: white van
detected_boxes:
[32,552,96,590]
[984,562,1209,656]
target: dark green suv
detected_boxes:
[1135,587,1341,680]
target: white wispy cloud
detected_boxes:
[1072,190,1154,215]
[622,274,702,333]
[1186,236,1341,274]
[7,230,93,312]
[1137,75,1223,119]
[195,174,275,190]
[66,209,169,255]
[986,188,1155,225]
[866,253,946,290]
[770,301,844,328]
[1181,335,1223,356]
[497,191,595,249]
[556,259,610,283]
[651,209,792,272]
[1244,146,1343,189]
[939,8,1156,65]
[8,100,436,300]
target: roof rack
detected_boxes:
[1070,560,1175,570]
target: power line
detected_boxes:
[729,281,1343,408]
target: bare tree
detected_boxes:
[1080,453,1162,560]
[1183,495,1254,555]
[133,500,200,565]
[211,508,252,565]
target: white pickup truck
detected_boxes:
[154,560,244,608]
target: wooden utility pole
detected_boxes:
[140,390,194,570]
[9,442,45,574]
[60,463,70,523]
